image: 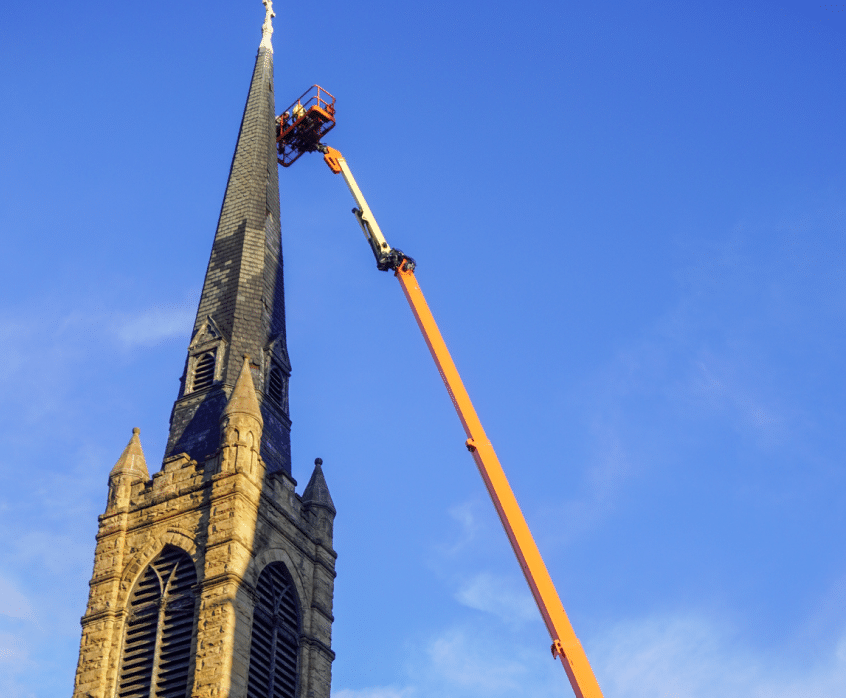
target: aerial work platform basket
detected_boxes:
[277,85,336,167]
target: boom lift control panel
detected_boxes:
[278,85,605,698]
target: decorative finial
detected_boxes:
[315,458,323,466]
[260,0,275,52]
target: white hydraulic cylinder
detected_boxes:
[334,155,394,260]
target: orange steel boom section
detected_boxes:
[394,262,604,698]
[277,86,604,698]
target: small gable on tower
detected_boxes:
[185,316,227,394]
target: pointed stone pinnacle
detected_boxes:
[110,428,150,482]
[303,458,335,514]
[222,357,264,426]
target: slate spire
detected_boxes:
[164,7,291,473]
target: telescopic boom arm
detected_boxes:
[316,143,605,698]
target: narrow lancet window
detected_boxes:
[268,365,284,405]
[246,562,300,698]
[117,545,198,698]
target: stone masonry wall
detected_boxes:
[73,437,336,698]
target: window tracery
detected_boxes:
[117,545,197,698]
[246,562,300,698]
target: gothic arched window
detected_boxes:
[117,545,198,698]
[246,562,300,698]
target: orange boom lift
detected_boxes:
[278,86,604,698]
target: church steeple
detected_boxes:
[165,0,291,473]
[72,7,337,698]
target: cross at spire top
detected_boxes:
[260,0,275,51]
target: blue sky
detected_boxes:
[1,1,845,696]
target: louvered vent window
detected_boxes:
[193,351,216,391]
[117,545,198,698]
[246,562,300,698]
[268,365,283,405]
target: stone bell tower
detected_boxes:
[72,3,337,697]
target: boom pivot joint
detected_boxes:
[351,204,415,271]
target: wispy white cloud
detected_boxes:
[0,297,194,428]
[0,577,34,622]
[339,612,846,698]
[591,612,846,698]
[0,631,28,663]
[0,297,194,695]
[340,623,562,698]
[0,295,195,370]
[0,630,34,698]
[593,613,754,697]
[687,354,785,444]
[438,501,481,556]
[12,531,92,578]
[548,418,632,546]
[454,571,536,626]
[424,627,533,693]
[111,304,194,349]
[333,687,415,698]
[538,212,846,543]
[430,500,537,630]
